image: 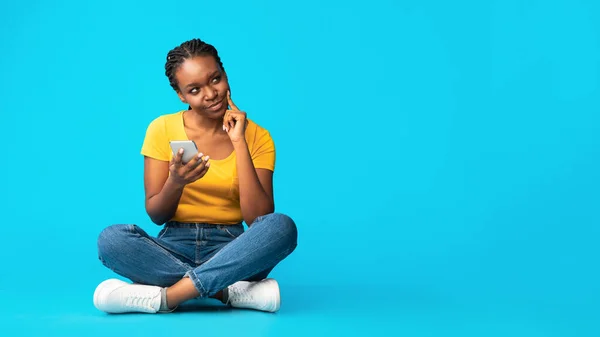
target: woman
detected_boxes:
[93,38,298,314]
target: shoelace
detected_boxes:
[229,287,255,305]
[124,290,157,309]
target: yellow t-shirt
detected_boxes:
[140,110,275,224]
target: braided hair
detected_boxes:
[165,38,225,96]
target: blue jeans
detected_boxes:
[97,213,298,298]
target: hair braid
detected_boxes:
[164,38,225,93]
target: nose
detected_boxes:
[205,87,217,101]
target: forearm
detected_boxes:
[146,176,185,225]
[233,140,274,225]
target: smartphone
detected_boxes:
[169,140,199,164]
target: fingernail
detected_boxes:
[206,162,211,167]
[179,148,183,154]
[205,156,210,161]
[198,153,203,158]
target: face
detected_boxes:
[175,55,230,118]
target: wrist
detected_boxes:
[166,175,186,191]
[231,138,248,148]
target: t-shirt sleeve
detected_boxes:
[140,117,170,161]
[252,128,276,171]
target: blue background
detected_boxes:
[1,0,599,336]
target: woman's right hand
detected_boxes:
[168,149,210,187]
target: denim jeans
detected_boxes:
[97,213,298,298]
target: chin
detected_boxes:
[203,107,226,119]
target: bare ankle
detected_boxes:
[211,290,224,303]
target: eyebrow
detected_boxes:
[185,71,221,88]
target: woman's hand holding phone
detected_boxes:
[169,148,210,187]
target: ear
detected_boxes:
[176,91,187,104]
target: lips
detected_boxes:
[206,99,224,111]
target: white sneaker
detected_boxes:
[93,278,162,314]
[227,278,281,312]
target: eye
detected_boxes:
[212,76,221,84]
[190,88,199,94]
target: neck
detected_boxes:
[183,109,223,135]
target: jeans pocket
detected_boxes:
[216,225,243,239]
[157,226,170,239]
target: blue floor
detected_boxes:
[4,284,598,337]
